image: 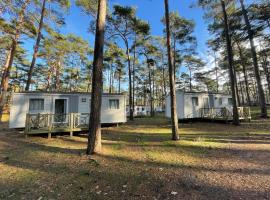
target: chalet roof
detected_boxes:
[13,91,125,96]
[176,90,231,96]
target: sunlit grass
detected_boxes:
[0,115,270,199]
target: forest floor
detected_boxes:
[0,115,270,199]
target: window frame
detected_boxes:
[228,98,233,105]
[29,98,45,112]
[191,97,199,106]
[109,99,120,110]
[219,98,223,105]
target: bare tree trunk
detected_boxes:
[118,73,121,93]
[240,0,267,117]
[261,53,270,95]
[214,52,219,92]
[55,61,61,91]
[126,43,133,120]
[132,34,136,116]
[109,65,112,93]
[164,0,179,140]
[148,63,153,116]
[173,35,176,79]
[236,42,251,105]
[25,0,46,91]
[238,74,245,105]
[221,0,239,125]
[189,68,192,92]
[86,0,107,155]
[0,0,29,120]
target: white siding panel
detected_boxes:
[9,94,28,128]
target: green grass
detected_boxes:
[250,106,270,119]
[0,117,270,199]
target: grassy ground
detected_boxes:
[0,117,270,200]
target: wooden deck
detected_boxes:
[25,113,90,137]
[199,107,251,121]
[25,107,251,138]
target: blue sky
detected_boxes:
[63,0,210,55]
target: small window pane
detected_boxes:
[228,98,233,105]
[192,97,199,106]
[81,98,86,102]
[109,99,119,109]
[29,99,44,111]
[219,98,222,105]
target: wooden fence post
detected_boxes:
[24,113,29,138]
[70,113,74,137]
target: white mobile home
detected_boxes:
[126,105,151,117]
[9,92,127,128]
[165,90,233,119]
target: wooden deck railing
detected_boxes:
[25,113,90,137]
[199,107,251,121]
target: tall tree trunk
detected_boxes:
[126,44,133,120]
[25,0,46,91]
[221,0,239,125]
[238,74,245,105]
[109,65,112,93]
[148,62,154,117]
[261,53,270,95]
[152,64,155,116]
[161,54,167,110]
[240,0,267,117]
[86,0,107,155]
[173,35,176,79]
[189,68,192,92]
[55,61,61,91]
[132,34,136,116]
[236,42,251,105]
[214,52,219,92]
[118,72,121,93]
[164,0,179,140]
[0,0,30,120]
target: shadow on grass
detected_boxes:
[1,130,269,199]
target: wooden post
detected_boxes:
[24,113,29,138]
[70,113,73,137]
[37,113,40,128]
[48,114,52,139]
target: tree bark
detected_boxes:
[0,0,30,120]
[132,34,136,117]
[189,68,192,92]
[147,62,154,117]
[164,0,179,140]
[236,42,251,105]
[126,44,134,120]
[221,0,239,125]
[213,52,219,93]
[55,61,61,91]
[25,0,46,91]
[86,0,107,155]
[118,70,121,93]
[261,53,270,96]
[240,0,267,117]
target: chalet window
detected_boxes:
[81,98,86,102]
[29,99,44,111]
[191,97,199,106]
[203,97,209,108]
[137,107,140,111]
[219,98,223,105]
[109,99,119,109]
[228,98,233,105]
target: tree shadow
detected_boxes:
[1,132,269,200]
